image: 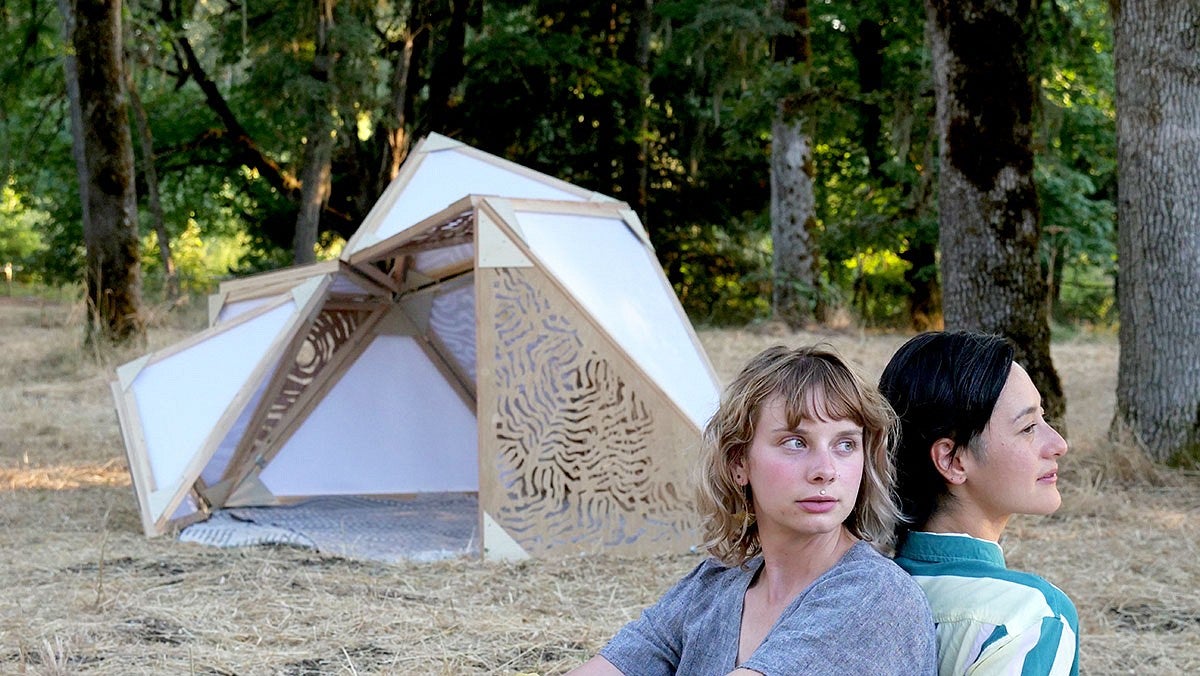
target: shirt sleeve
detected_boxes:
[740,555,938,676]
[967,614,1079,676]
[597,559,718,676]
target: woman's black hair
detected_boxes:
[878,331,1015,547]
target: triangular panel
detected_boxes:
[113,297,306,531]
[258,334,479,497]
[345,133,607,256]
[476,266,699,557]
[510,208,720,428]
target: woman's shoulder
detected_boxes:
[988,566,1078,623]
[820,542,933,607]
[838,541,921,581]
[677,555,758,588]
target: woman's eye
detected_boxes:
[835,439,857,454]
[1022,423,1037,435]
[783,437,805,450]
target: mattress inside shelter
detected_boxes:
[179,493,479,563]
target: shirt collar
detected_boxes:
[900,531,1007,567]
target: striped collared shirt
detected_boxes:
[894,531,1079,676]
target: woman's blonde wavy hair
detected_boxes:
[694,345,902,566]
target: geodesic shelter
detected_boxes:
[111,134,721,559]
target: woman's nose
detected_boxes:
[1046,425,1068,457]
[808,449,837,482]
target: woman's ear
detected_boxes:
[930,438,967,485]
[731,455,749,486]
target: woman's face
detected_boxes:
[734,393,865,544]
[960,363,1068,520]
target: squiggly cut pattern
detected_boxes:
[485,268,694,554]
[389,211,475,260]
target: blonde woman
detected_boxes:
[569,345,936,675]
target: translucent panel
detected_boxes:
[516,212,720,427]
[131,301,297,516]
[413,242,474,277]
[428,282,477,383]
[170,494,198,521]
[262,334,478,495]
[357,150,583,251]
[330,272,373,296]
[216,296,281,325]
[200,353,285,486]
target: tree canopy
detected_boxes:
[0,0,1119,330]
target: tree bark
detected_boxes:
[293,0,336,265]
[770,0,825,327]
[1111,0,1200,465]
[426,0,468,134]
[69,0,145,347]
[925,0,1064,424]
[375,27,416,198]
[128,70,179,301]
[58,0,89,228]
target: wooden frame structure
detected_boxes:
[111,135,720,559]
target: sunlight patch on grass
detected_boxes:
[0,461,130,491]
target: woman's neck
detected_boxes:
[754,528,856,604]
[925,506,1009,542]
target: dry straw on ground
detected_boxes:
[1,298,1197,674]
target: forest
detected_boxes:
[2,0,1198,464]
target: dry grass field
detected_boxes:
[1,297,1197,675]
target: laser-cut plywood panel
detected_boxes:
[477,267,698,557]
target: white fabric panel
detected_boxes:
[200,353,284,486]
[428,282,477,383]
[357,150,582,250]
[170,494,198,521]
[261,334,478,495]
[216,296,280,325]
[413,242,474,276]
[132,302,298,511]
[330,272,371,296]
[516,211,720,428]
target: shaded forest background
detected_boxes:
[0,0,1116,328]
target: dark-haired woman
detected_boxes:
[879,331,1079,676]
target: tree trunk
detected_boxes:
[619,0,653,220]
[770,0,825,327]
[128,70,179,302]
[70,0,145,347]
[293,0,336,265]
[58,0,89,228]
[375,28,416,198]
[1111,0,1200,465]
[426,0,467,134]
[926,0,1064,424]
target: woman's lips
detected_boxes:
[1038,471,1058,484]
[797,498,838,513]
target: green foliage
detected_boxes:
[140,220,253,295]
[665,215,772,326]
[0,183,48,280]
[0,0,1120,329]
[1035,0,1117,326]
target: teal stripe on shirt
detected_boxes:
[895,532,1079,676]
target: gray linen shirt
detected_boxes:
[599,541,937,675]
